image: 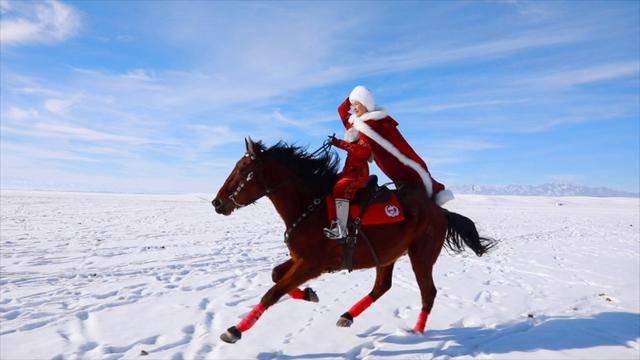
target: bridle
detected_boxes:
[228,152,291,208]
[228,140,332,208]
[228,140,334,244]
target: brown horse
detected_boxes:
[212,138,494,344]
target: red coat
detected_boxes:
[331,137,371,200]
[338,98,445,197]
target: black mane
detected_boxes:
[256,141,339,193]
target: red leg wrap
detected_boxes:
[348,295,374,317]
[236,303,266,332]
[288,288,305,300]
[413,310,429,333]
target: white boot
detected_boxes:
[324,198,350,239]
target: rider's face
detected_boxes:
[351,101,367,116]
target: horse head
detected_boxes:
[212,137,269,215]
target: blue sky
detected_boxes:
[1,0,638,193]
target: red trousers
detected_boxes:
[333,175,368,200]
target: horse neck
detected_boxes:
[267,177,320,227]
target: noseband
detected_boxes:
[228,152,290,208]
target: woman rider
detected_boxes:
[325,86,454,239]
[323,128,372,240]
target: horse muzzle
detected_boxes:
[212,198,232,215]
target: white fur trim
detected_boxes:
[343,127,360,142]
[351,118,434,197]
[349,85,375,111]
[348,109,387,124]
[434,189,454,206]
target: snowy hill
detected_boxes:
[0,190,639,359]
[452,183,639,197]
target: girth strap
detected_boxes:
[338,186,385,272]
[338,221,380,272]
[355,222,380,267]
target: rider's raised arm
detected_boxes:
[338,97,351,128]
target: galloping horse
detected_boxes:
[212,138,494,344]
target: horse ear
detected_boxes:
[245,136,256,156]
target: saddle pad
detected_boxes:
[326,193,405,226]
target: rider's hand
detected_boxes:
[327,134,337,145]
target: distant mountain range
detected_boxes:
[451,183,639,198]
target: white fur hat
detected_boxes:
[349,85,375,112]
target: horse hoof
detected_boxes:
[220,326,241,344]
[336,312,353,327]
[304,287,319,303]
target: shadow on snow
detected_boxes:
[257,311,640,359]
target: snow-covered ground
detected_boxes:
[1,189,638,360]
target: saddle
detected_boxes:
[326,175,405,226]
[325,175,405,272]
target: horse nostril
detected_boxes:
[212,198,222,210]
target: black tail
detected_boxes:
[443,209,496,256]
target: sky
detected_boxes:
[1,0,639,194]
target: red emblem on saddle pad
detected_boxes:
[326,194,405,226]
[384,205,400,217]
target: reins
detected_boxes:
[282,139,333,244]
[308,140,332,157]
[229,140,331,209]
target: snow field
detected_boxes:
[0,190,638,359]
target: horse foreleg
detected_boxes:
[336,263,395,327]
[221,260,321,343]
[272,259,319,302]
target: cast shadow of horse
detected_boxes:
[257,311,640,359]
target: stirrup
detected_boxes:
[323,220,346,240]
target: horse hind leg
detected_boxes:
[336,262,395,327]
[407,230,445,333]
[272,259,319,302]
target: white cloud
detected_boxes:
[150,2,588,107]
[0,152,225,193]
[0,0,11,13]
[417,138,504,166]
[438,138,504,152]
[524,61,640,88]
[269,109,336,138]
[391,98,530,115]
[44,97,74,114]
[81,145,135,158]
[121,69,155,82]
[1,141,99,162]
[0,0,80,45]
[311,30,587,87]
[3,106,38,120]
[188,124,244,149]
[17,85,62,97]
[2,122,156,145]
[500,0,558,22]
[41,27,582,127]
[34,122,152,144]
